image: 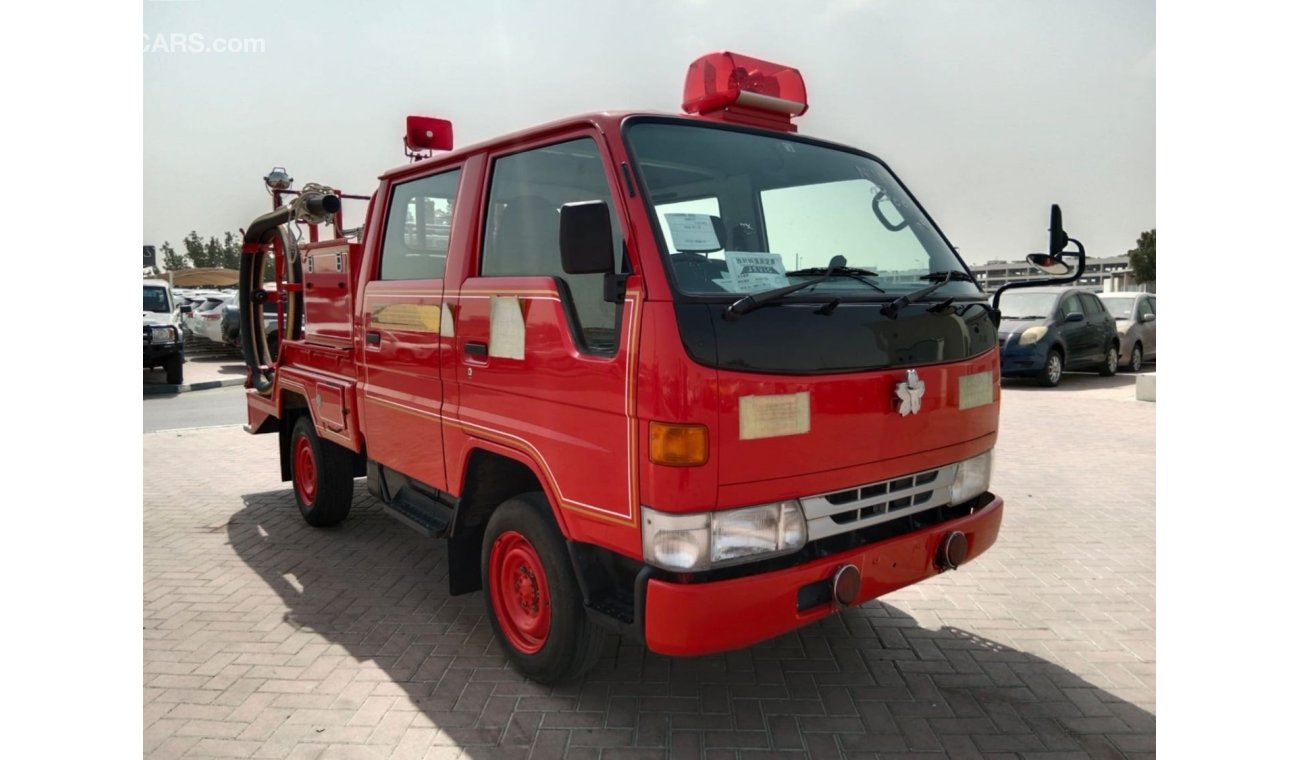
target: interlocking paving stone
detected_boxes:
[146,375,1154,758]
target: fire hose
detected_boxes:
[240,186,340,394]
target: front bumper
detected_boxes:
[642,493,1003,656]
[143,343,183,365]
[998,338,1050,377]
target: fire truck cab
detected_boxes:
[240,52,1083,683]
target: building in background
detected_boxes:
[970,254,1154,294]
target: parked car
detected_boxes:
[192,293,236,342]
[181,291,229,337]
[1098,292,1156,372]
[143,279,184,384]
[221,292,282,361]
[997,287,1120,387]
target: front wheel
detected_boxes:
[164,353,183,385]
[1127,343,1144,373]
[1100,343,1119,377]
[1036,349,1064,387]
[482,493,606,684]
[290,415,353,526]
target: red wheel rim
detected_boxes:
[489,531,551,654]
[293,435,317,506]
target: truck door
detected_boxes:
[444,135,642,538]
[358,167,464,491]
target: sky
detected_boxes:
[144,0,1154,265]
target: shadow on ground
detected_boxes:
[229,485,1154,759]
[1000,367,1152,393]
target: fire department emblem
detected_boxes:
[895,369,925,416]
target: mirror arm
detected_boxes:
[992,237,1087,312]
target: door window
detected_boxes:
[1137,297,1154,319]
[481,137,626,353]
[1060,293,1083,317]
[381,169,461,280]
[1080,294,1102,315]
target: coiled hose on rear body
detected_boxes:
[239,191,339,394]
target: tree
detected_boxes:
[1127,229,1155,284]
[183,231,212,268]
[160,241,190,271]
[221,231,242,270]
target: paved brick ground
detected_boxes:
[144,373,1154,759]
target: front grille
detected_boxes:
[801,464,957,541]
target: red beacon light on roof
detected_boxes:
[404,115,454,161]
[682,51,808,132]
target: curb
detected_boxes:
[144,377,245,396]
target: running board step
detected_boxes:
[382,499,450,538]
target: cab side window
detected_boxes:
[481,138,626,354]
[1060,293,1083,318]
[1137,297,1155,319]
[381,169,461,280]
[1080,294,1102,315]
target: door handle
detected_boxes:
[464,341,488,356]
[365,331,381,346]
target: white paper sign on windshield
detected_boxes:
[664,213,720,252]
[725,251,789,291]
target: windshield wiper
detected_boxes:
[880,270,972,319]
[919,270,976,283]
[725,255,868,320]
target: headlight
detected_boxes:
[642,501,807,571]
[149,326,178,343]
[642,510,709,571]
[1117,322,1131,336]
[949,451,993,505]
[1017,326,1047,346]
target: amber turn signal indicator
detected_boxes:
[649,422,709,466]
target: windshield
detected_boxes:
[144,286,170,313]
[626,121,981,299]
[1100,296,1135,320]
[998,292,1059,320]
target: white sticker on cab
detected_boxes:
[959,371,994,410]
[739,391,811,440]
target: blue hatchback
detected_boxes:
[997,287,1120,387]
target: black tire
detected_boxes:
[481,493,606,684]
[1036,349,1064,387]
[289,415,354,526]
[1127,342,1144,373]
[1099,342,1119,377]
[164,353,184,385]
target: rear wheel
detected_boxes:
[1128,343,1144,373]
[482,493,605,684]
[1100,343,1119,377]
[290,415,353,526]
[164,353,184,385]
[1037,349,1064,387]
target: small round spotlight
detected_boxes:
[264,167,293,191]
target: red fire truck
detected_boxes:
[239,52,1085,683]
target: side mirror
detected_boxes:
[179,305,192,315]
[1049,204,1069,257]
[560,201,615,275]
[1141,312,1155,323]
[1026,253,1071,276]
[1065,312,1085,323]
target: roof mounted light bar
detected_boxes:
[682,51,808,132]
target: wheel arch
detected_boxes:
[445,442,571,596]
